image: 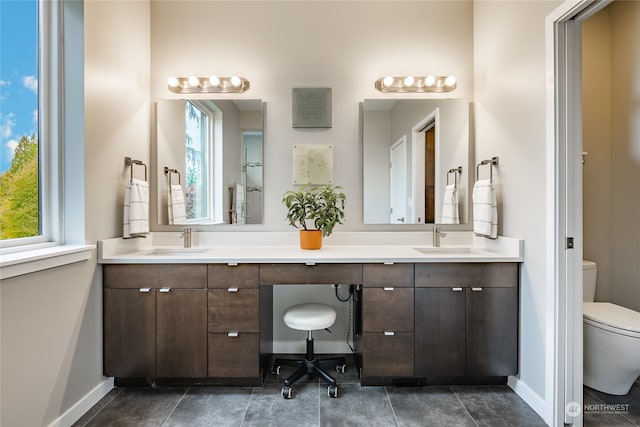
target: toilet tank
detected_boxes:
[583,260,597,302]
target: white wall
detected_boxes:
[583,1,640,311]
[473,0,562,420]
[0,2,150,426]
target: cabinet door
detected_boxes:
[156,289,207,378]
[466,287,518,376]
[363,287,414,332]
[414,288,465,377]
[208,289,259,333]
[104,288,156,378]
[208,333,259,378]
[362,332,414,378]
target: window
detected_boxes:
[0,0,40,245]
[185,101,210,222]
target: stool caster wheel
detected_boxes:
[281,386,292,399]
[271,364,281,375]
[336,364,346,374]
[327,385,338,398]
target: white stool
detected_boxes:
[271,303,346,399]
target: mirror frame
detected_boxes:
[151,99,266,231]
[362,98,473,230]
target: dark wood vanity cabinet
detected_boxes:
[360,263,415,383]
[103,264,207,378]
[207,264,262,380]
[414,263,519,379]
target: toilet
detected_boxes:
[583,260,640,395]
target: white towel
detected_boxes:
[441,184,459,224]
[168,184,187,225]
[472,179,497,238]
[123,178,149,238]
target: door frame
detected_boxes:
[411,108,440,224]
[546,1,612,425]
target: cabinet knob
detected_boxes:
[227,331,239,337]
[227,287,239,293]
[452,287,463,292]
[139,288,151,293]
[383,331,395,336]
[159,287,171,293]
[471,287,483,292]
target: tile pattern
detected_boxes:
[74,355,547,427]
[584,378,640,426]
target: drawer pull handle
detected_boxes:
[227,287,239,293]
[227,262,238,267]
[227,331,239,337]
[159,287,171,293]
[139,288,151,293]
[383,287,395,291]
[383,261,394,265]
[305,261,316,266]
[452,287,463,292]
[472,287,483,292]
[384,331,395,336]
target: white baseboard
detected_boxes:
[508,376,550,425]
[47,377,114,427]
[273,340,353,354]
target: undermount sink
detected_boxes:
[147,248,210,256]
[413,246,473,255]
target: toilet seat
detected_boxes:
[583,302,640,339]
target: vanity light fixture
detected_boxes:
[167,75,250,93]
[375,75,457,93]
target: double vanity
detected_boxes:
[99,232,523,387]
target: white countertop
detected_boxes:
[98,232,523,264]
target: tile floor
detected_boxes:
[583,378,640,426]
[74,355,550,427]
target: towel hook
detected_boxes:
[164,167,181,185]
[125,157,147,183]
[446,166,462,186]
[476,157,499,182]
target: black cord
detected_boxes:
[334,284,355,352]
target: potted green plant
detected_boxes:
[282,184,346,249]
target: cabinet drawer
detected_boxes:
[259,263,362,285]
[104,264,207,289]
[363,263,413,287]
[362,332,414,378]
[208,332,259,378]
[208,289,259,333]
[363,287,414,332]
[415,263,518,288]
[208,264,259,289]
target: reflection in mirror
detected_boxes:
[156,99,263,225]
[363,99,470,225]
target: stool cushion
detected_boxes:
[283,303,337,331]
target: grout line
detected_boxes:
[450,385,480,427]
[76,387,122,427]
[384,387,401,427]
[159,387,189,427]
[239,387,255,426]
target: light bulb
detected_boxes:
[187,76,200,87]
[403,76,415,87]
[424,75,436,87]
[209,75,220,87]
[444,76,457,87]
[230,75,242,88]
[382,76,394,87]
[167,76,180,88]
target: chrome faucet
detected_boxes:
[180,227,192,248]
[432,227,447,247]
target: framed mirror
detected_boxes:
[155,99,264,225]
[363,98,470,225]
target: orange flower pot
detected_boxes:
[299,230,323,250]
